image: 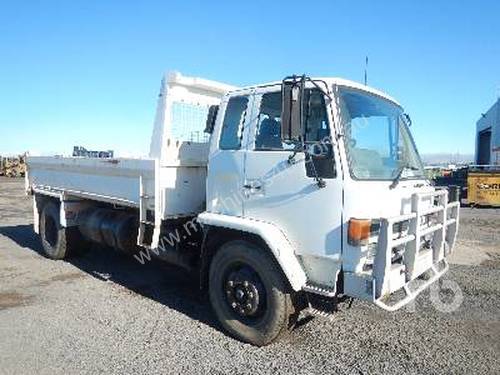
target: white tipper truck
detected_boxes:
[26,72,460,346]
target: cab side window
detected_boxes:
[219,96,248,150]
[255,92,283,150]
[304,89,330,143]
[254,89,330,150]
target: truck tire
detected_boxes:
[39,201,83,260]
[208,240,297,346]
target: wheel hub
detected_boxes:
[224,269,263,317]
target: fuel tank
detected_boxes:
[78,208,138,253]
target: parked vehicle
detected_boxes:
[432,166,468,202]
[467,165,500,207]
[26,72,460,346]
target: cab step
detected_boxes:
[303,282,336,297]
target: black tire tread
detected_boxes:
[39,200,86,259]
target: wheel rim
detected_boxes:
[44,215,58,247]
[223,263,266,319]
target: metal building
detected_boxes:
[475,99,500,165]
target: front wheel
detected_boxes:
[208,240,297,346]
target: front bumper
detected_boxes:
[347,189,460,311]
[372,259,449,311]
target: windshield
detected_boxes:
[339,87,425,180]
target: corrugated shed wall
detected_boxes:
[475,99,500,164]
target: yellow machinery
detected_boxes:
[467,167,500,207]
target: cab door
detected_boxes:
[243,85,344,288]
[206,93,252,216]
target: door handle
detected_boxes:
[243,184,261,190]
[243,181,264,198]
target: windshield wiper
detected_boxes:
[390,163,420,189]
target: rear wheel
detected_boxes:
[39,201,85,259]
[208,240,297,346]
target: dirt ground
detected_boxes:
[0,177,499,374]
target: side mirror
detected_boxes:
[204,105,219,134]
[281,77,304,142]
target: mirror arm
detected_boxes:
[287,142,302,165]
[304,146,327,188]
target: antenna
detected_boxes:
[364,56,368,85]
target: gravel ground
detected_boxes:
[0,177,499,374]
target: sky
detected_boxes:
[0,0,499,157]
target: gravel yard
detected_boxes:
[0,177,499,374]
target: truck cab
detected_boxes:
[203,75,458,305]
[26,73,459,346]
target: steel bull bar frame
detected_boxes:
[372,189,460,311]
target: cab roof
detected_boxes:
[230,77,401,108]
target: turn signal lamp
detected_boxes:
[348,219,371,246]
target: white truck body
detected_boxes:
[28,72,231,217]
[26,72,460,345]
